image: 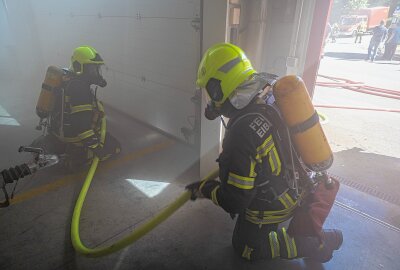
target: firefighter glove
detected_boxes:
[185,181,205,201]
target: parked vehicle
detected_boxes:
[338,15,367,37]
[338,6,389,37]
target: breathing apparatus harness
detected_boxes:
[206,74,332,205]
[261,78,333,197]
[36,65,105,140]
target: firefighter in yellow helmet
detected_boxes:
[49,46,120,168]
[186,43,342,262]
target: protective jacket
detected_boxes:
[201,98,298,222]
[50,77,104,150]
[199,97,302,260]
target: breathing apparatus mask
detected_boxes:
[83,64,107,87]
[204,78,223,120]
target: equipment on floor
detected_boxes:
[0,146,60,207]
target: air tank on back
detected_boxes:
[273,75,333,172]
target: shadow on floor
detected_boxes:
[324,52,367,61]
[330,147,400,205]
[324,51,400,64]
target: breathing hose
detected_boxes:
[71,103,219,257]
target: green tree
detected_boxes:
[368,0,391,7]
[345,0,368,10]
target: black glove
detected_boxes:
[186,179,221,201]
[185,181,204,201]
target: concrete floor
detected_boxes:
[1,104,400,270]
[316,35,400,211]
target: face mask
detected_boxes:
[84,64,107,87]
[204,101,220,120]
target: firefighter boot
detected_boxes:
[294,229,343,263]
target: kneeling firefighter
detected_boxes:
[186,43,342,262]
[35,46,120,168]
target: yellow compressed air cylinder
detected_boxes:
[273,75,333,172]
[36,66,64,119]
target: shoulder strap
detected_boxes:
[261,97,311,196]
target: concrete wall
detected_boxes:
[233,0,316,77]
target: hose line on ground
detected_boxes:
[316,74,400,100]
[71,104,219,257]
[71,159,191,257]
[314,104,400,113]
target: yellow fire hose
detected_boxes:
[71,104,219,257]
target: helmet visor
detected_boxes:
[85,64,103,77]
[205,78,223,103]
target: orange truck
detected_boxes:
[338,6,389,36]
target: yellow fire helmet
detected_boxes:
[71,46,104,75]
[196,43,256,107]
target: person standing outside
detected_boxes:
[354,23,363,43]
[331,23,339,43]
[383,22,400,60]
[366,20,388,61]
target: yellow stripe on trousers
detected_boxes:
[10,140,175,205]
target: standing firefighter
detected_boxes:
[35,46,120,169]
[186,43,342,262]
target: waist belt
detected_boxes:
[245,193,298,225]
